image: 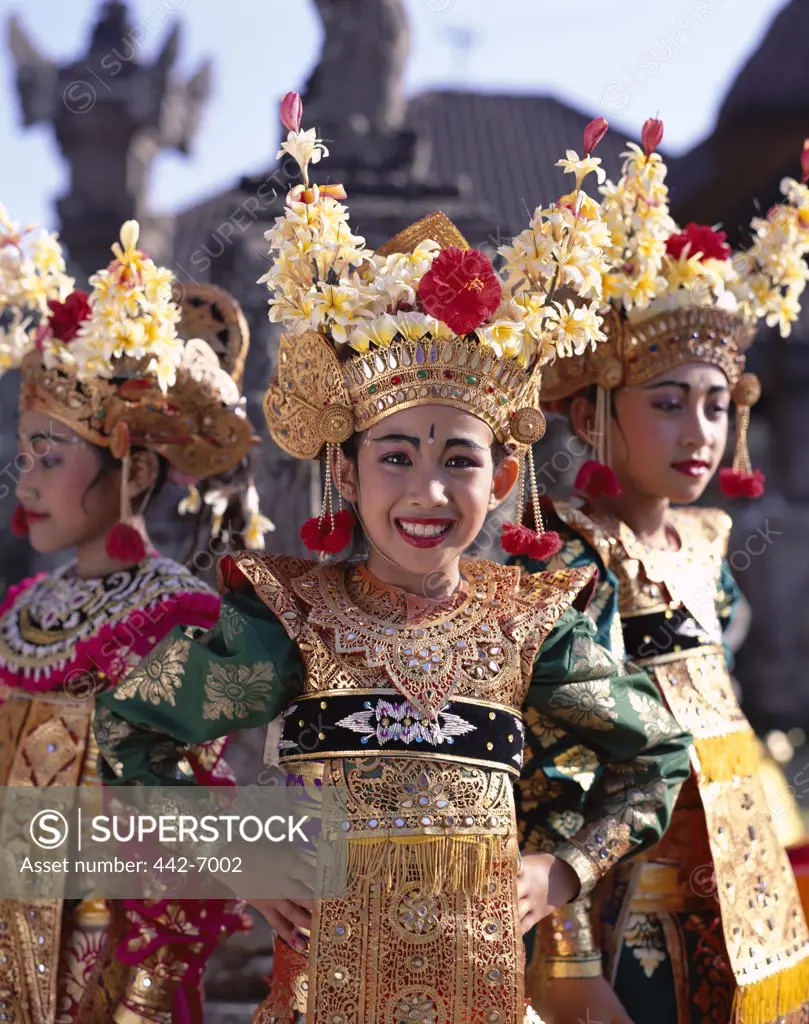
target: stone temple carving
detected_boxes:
[303,0,414,170]
[7,0,211,272]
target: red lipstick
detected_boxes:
[395,517,456,549]
[671,460,710,478]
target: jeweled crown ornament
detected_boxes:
[261,92,613,555]
[542,119,809,500]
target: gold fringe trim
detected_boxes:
[694,727,761,784]
[346,834,510,895]
[732,954,809,1023]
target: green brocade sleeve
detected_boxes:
[717,558,743,669]
[523,608,691,893]
[521,608,691,981]
[94,590,305,785]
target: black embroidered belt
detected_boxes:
[622,607,713,664]
[278,690,525,777]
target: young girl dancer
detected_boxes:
[94,99,691,1024]
[514,122,809,1024]
[0,212,259,1023]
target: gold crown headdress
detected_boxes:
[542,120,809,499]
[173,282,274,551]
[3,217,259,559]
[262,92,612,555]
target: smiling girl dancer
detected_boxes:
[513,122,809,1024]
[0,212,260,1023]
[94,98,691,1024]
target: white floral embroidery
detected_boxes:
[336,698,476,747]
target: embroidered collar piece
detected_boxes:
[0,556,210,683]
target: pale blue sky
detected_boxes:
[0,0,787,231]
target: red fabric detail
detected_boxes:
[117,898,250,1022]
[105,523,147,563]
[583,116,608,156]
[46,289,91,342]
[666,223,731,262]
[218,555,252,593]
[641,117,664,156]
[300,510,356,553]
[11,504,28,536]
[0,573,47,622]
[0,582,220,693]
[417,246,502,336]
[500,523,562,560]
[573,459,623,498]
[719,467,765,498]
[788,841,809,872]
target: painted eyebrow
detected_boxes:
[371,434,488,452]
[372,433,421,447]
[444,437,488,452]
[643,380,729,394]
[22,430,71,445]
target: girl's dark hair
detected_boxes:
[180,452,258,567]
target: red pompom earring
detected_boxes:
[104,422,147,564]
[500,445,562,561]
[573,383,622,501]
[719,374,765,499]
[105,522,147,562]
[299,443,357,555]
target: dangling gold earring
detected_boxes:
[105,423,148,563]
[299,443,358,554]
[500,446,562,559]
[720,373,765,498]
[573,384,623,499]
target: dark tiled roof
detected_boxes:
[406,90,633,241]
[719,0,809,126]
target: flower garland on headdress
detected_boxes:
[42,220,184,392]
[0,203,74,372]
[261,92,612,557]
[541,120,809,501]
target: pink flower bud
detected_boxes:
[642,118,664,156]
[801,139,809,184]
[280,91,303,133]
[583,117,608,156]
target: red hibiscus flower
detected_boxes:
[666,223,730,263]
[47,289,91,342]
[418,247,502,336]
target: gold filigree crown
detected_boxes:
[543,304,754,401]
[262,95,613,461]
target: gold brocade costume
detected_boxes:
[519,503,809,1024]
[0,558,237,1024]
[243,553,595,1024]
[94,552,692,1024]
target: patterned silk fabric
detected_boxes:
[95,554,691,1024]
[0,556,238,1024]
[514,503,809,1024]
